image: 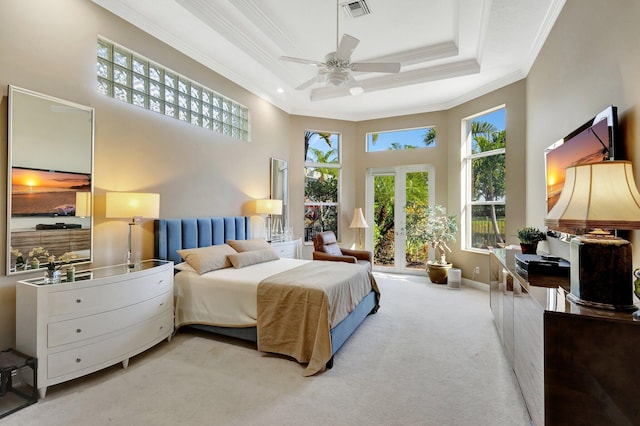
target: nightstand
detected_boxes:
[15,260,174,398]
[270,238,302,259]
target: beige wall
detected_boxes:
[526,0,640,261]
[447,81,527,283]
[0,0,289,349]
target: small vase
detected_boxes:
[66,266,76,282]
[30,259,40,270]
[44,269,61,284]
[15,256,25,270]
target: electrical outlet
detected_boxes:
[474,266,480,275]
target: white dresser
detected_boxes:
[15,260,174,398]
[270,238,302,259]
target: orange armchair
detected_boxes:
[312,231,372,270]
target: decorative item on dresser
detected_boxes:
[270,238,302,259]
[15,260,174,398]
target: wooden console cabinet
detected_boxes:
[16,260,174,398]
[490,248,640,426]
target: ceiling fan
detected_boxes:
[279,1,401,94]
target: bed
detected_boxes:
[154,216,380,376]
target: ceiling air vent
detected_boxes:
[340,0,371,19]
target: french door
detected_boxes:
[366,165,434,274]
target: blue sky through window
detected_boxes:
[366,127,435,152]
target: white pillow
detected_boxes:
[228,248,279,268]
[174,262,196,273]
[177,244,238,275]
[227,238,272,253]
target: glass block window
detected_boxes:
[97,38,250,141]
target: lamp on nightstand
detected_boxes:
[255,199,282,242]
[106,192,160,268]
[545,161,640,314]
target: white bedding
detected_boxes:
[174,257,310,328]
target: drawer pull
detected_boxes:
[76,329,82,333]
[159,302,164,307]
[158,279,165,284]
[76,299,82,304]
[76,358,82,363]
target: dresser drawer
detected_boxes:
[47,311,173,379]
[47,290,172,348]
[47,270,172,317]
[270,239,301,259]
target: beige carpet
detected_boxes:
[2,273,531,426]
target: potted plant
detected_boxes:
[517,227,546,254]
[419,205,458,284]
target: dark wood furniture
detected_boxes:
[490,248,640,426]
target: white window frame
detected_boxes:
[461,106,506,253]
[304,131,341,243]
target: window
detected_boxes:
[304,131,340,242]
[463,107,506,250]
[96,38,250,141]
[366,126,436,152]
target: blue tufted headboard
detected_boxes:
[154,216,251,264]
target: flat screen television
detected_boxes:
[11,167,91,217]
[544,105,620,212]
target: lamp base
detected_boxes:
[568,234,636,310]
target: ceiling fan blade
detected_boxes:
[336,34,359,61]
[280,56,324,67]
[295,76,318,90]
[351,62,401,73]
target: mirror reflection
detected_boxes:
[270,158,288,239]
[7,86,94,275]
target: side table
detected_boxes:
[0,348,38,418]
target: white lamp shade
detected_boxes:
[545,161,640,230]
[105,192,160,220]
[75,192,91,217]
[255,199,282,215]
[349,208,369,229]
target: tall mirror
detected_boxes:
[7,86,94,275]
[270,158,288,236]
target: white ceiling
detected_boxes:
[92,0,566,121]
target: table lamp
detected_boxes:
[544,161,640,312]
[255,199,282,242]
[349,208,369,249]
[106,192,160,268]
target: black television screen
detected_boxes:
[544,105,620,212]
[11,167,91,216]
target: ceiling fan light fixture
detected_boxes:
[326,71,349,87]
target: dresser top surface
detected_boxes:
[18,260,172,286]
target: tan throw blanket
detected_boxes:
[257,261,380,376]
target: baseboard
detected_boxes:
[463,278,488,291]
